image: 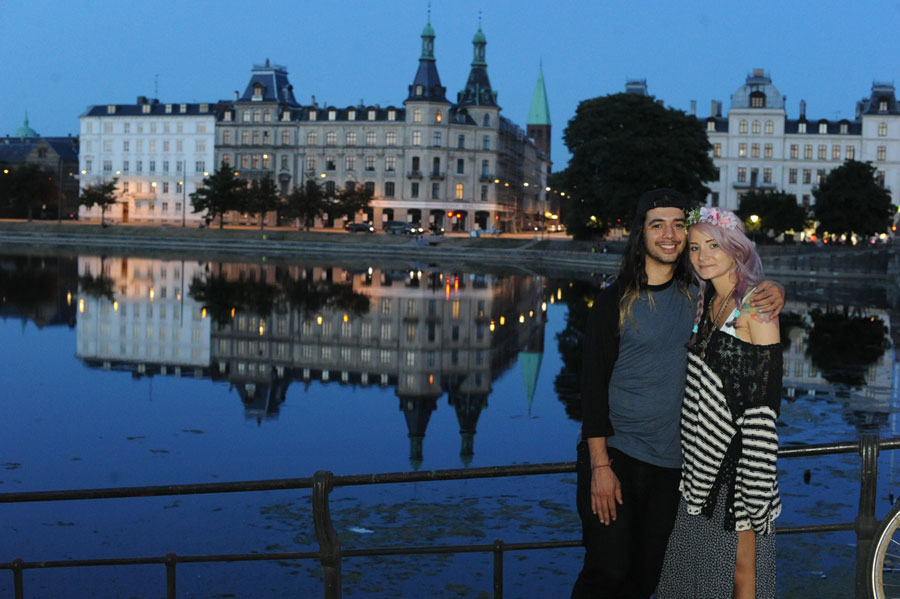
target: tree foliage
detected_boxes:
[806,309,888,387]
[190,163,246,229]
[562,93,716,239]
[242,173,281,230]
[284,180,330,231]
[813,160,894,237]
[79,178,119,226]
[736,189,808,240]
[329,183,373,222]
[1,163,59,221]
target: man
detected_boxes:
[571,189,783,598]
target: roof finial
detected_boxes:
[478,9,482,28]
[427,1,431,23]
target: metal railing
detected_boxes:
[2,435,899,598]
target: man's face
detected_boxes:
[643,207,687,266]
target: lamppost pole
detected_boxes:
[181,176,186,228]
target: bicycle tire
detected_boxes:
[871,500,900,599]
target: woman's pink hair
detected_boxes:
[689,216,765,330]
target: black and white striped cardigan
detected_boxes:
[680,330,783,535]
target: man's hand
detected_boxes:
[751,280,785,320]
[591,466,623,525]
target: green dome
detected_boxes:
[421,21,435,38]
[473,27,486,44]
[13,113,37,138]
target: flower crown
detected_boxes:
[686,207,740,230]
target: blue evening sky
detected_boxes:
[3,0,899,167]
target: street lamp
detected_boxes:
[180,179,186,228]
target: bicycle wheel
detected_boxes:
[871,500,900,598]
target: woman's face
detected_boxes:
[688,228,735,282]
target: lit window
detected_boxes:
[366,132,376,146]
[804,145,813,160]
[879,122,888,136]
[738,143,747,157]
[386,132,397,146]
[790,144,798,159]
[764,144,773,158]
[846,146,855,160]
[307,132,317,145]
[765,120,774,134]
[818,145,827,160]
[326,132,336,145]
[455,183,464,199]
[412,131,421,146]
[832,145,840,160]
[413,108,421,123]
[751,121,760,134]
[739,120,748,134]
[346,132,357,145]
[878,145,887,161]
[713,143,722,157]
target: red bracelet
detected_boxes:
[591,459,613,469]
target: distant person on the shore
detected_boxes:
[572,190,784,599]
[656,208,782,599]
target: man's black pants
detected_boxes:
[571,443,681,599]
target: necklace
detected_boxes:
[698,283,737,361]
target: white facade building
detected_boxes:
[78,98,217,225]
[706,69,900,218]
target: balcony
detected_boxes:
[429,171,445,180]
[479,173,495,182]
[407,171,423,179]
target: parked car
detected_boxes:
[345,222,375,233]
[383,220,415,235]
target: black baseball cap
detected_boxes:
[635,188,689,222]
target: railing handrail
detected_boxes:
[2,436,898,599]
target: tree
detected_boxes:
[284,180,329,231]
[242,173,281,230]
[813,160,894,238]
[4,164,58,221]
[736,189,808,241]
[190,163,246,229]
[330,182,373,223]
[79,178,119,226]
[563,93,716,239]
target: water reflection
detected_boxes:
[73,256,548,467]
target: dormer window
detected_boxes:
[200,104,208,113]
[818,122,828,134]
[165,104,172,114]
[840,122,848,134]
[309,110,317,121]
[282,111,290,121]
[253,84,264,99]
[415,84,424,96]
[368,110,376,120]
[328,109,336,121]
[142,104,151,114]
[706,119,715,132]
[224,111,232,122]
[750,91,766,108]
[388,109,396,121]
[879,99,889,112]
[348,110,356,121]
[107,105,116,114]
[180,103,187,113]
[798,122,807,133]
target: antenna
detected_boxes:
[154,74,159,98]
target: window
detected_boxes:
[240,131,249,145]
[306,156,316,171]
[346,131,357,145]
[328,109,336,121]
[280,155,288,170]
[136,160,142,172]
[804,145,813,159]
[364,181,375,195]
[713,167,720,181]
[751,120,760,134]
[738,143,747,157]
[176,160,182,172]
[309,111,317,121]
[713,143,722,157]
[846,145,855,160]
[366,132,376,145]
[455,183,464,200]
[798,122,807,133]
[122,160,129,172]
[385,181,395,197]
[413,108,422,123]
[122,181,129,192]
[877,170,886,187]
[434,110,442,123]
[816,169,825,185]
[325,181,335,194]
[368,110,375,121]
[432,157,440,175]
[764,144,773,158]
[457,134,465,149]
[103,160,112,173]
[480,185,488,201]
[818,122,828,134]
[241,155,250,168]
[879,100,889,112]
[879,122,888,136]
[252,131,261,145]
[326,156,336,170]
[262,154,270,169]
[751,143,759,158]
[251,155,259,169]
[326,132,337,145]
[737,167,746,183]
[122,122,129,133]
[482,135,490,150]
[750,93,765,108]
[263,110,271,123]
[457,158,465,174]
[832,145,841,160]
[345,156,356,171]
[386,131,397,146]
[706,120,716,132]
[817,145,826,160]
[789,168,797,184]
[763,168,772,184]
[878,145,887,161]
[840,122,848,134]
[483,114,490,127]
[790,144,799,159]
[433,132,441,147]
[802,169,811,184]
[281,131,290,145]
[431,183,440,199]
[388,109,396,121]
[385,156,395,171]
[123,140,130,152]
[365,156,375,171]
[481,160,489,176]
[307,132,317,145]
[411,182,419,198]
[411,156,420,173]
[412,131,421,146]
[348,110,355,121]
[739,120,748,134]
[162,182,169,193]
[196,140,206,152]
[136,140,143,152]
[163,160,169,172]
[765,120,774,134]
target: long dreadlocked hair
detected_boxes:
[616,212,694,332]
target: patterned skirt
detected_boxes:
[655,488,776,598]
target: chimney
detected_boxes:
[690,100,696,116]
[717,101,723,117]
[234,90,239,101]
[800,100,806,119]
[711,100,717,116]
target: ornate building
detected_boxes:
[705,69,900,223]
[214,20,550,233]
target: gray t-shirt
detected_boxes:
[606,281,695,468]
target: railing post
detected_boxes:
[313,470,341,599]
[12,558,24,599]
[166,551,177,599]
[492,539,504,599]
[856,433,879,598]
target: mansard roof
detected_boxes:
[730,68,785,110]
[406,18,448,103]
[0,136,78,164]
[784,118,862,134]
[81,98,221,118]
[238,60,300,106]
[857,82,900,115]
[457,26,498,108]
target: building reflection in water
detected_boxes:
[75,257,547,468]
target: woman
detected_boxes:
[656,207,782,599]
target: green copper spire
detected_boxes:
[420,12,435,60]
[527,65,551,126]
[13,112,38,138]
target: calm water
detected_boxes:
[0,250,897,598]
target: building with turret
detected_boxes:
[705,69,900,231]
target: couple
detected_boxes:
[573,189,783,599]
